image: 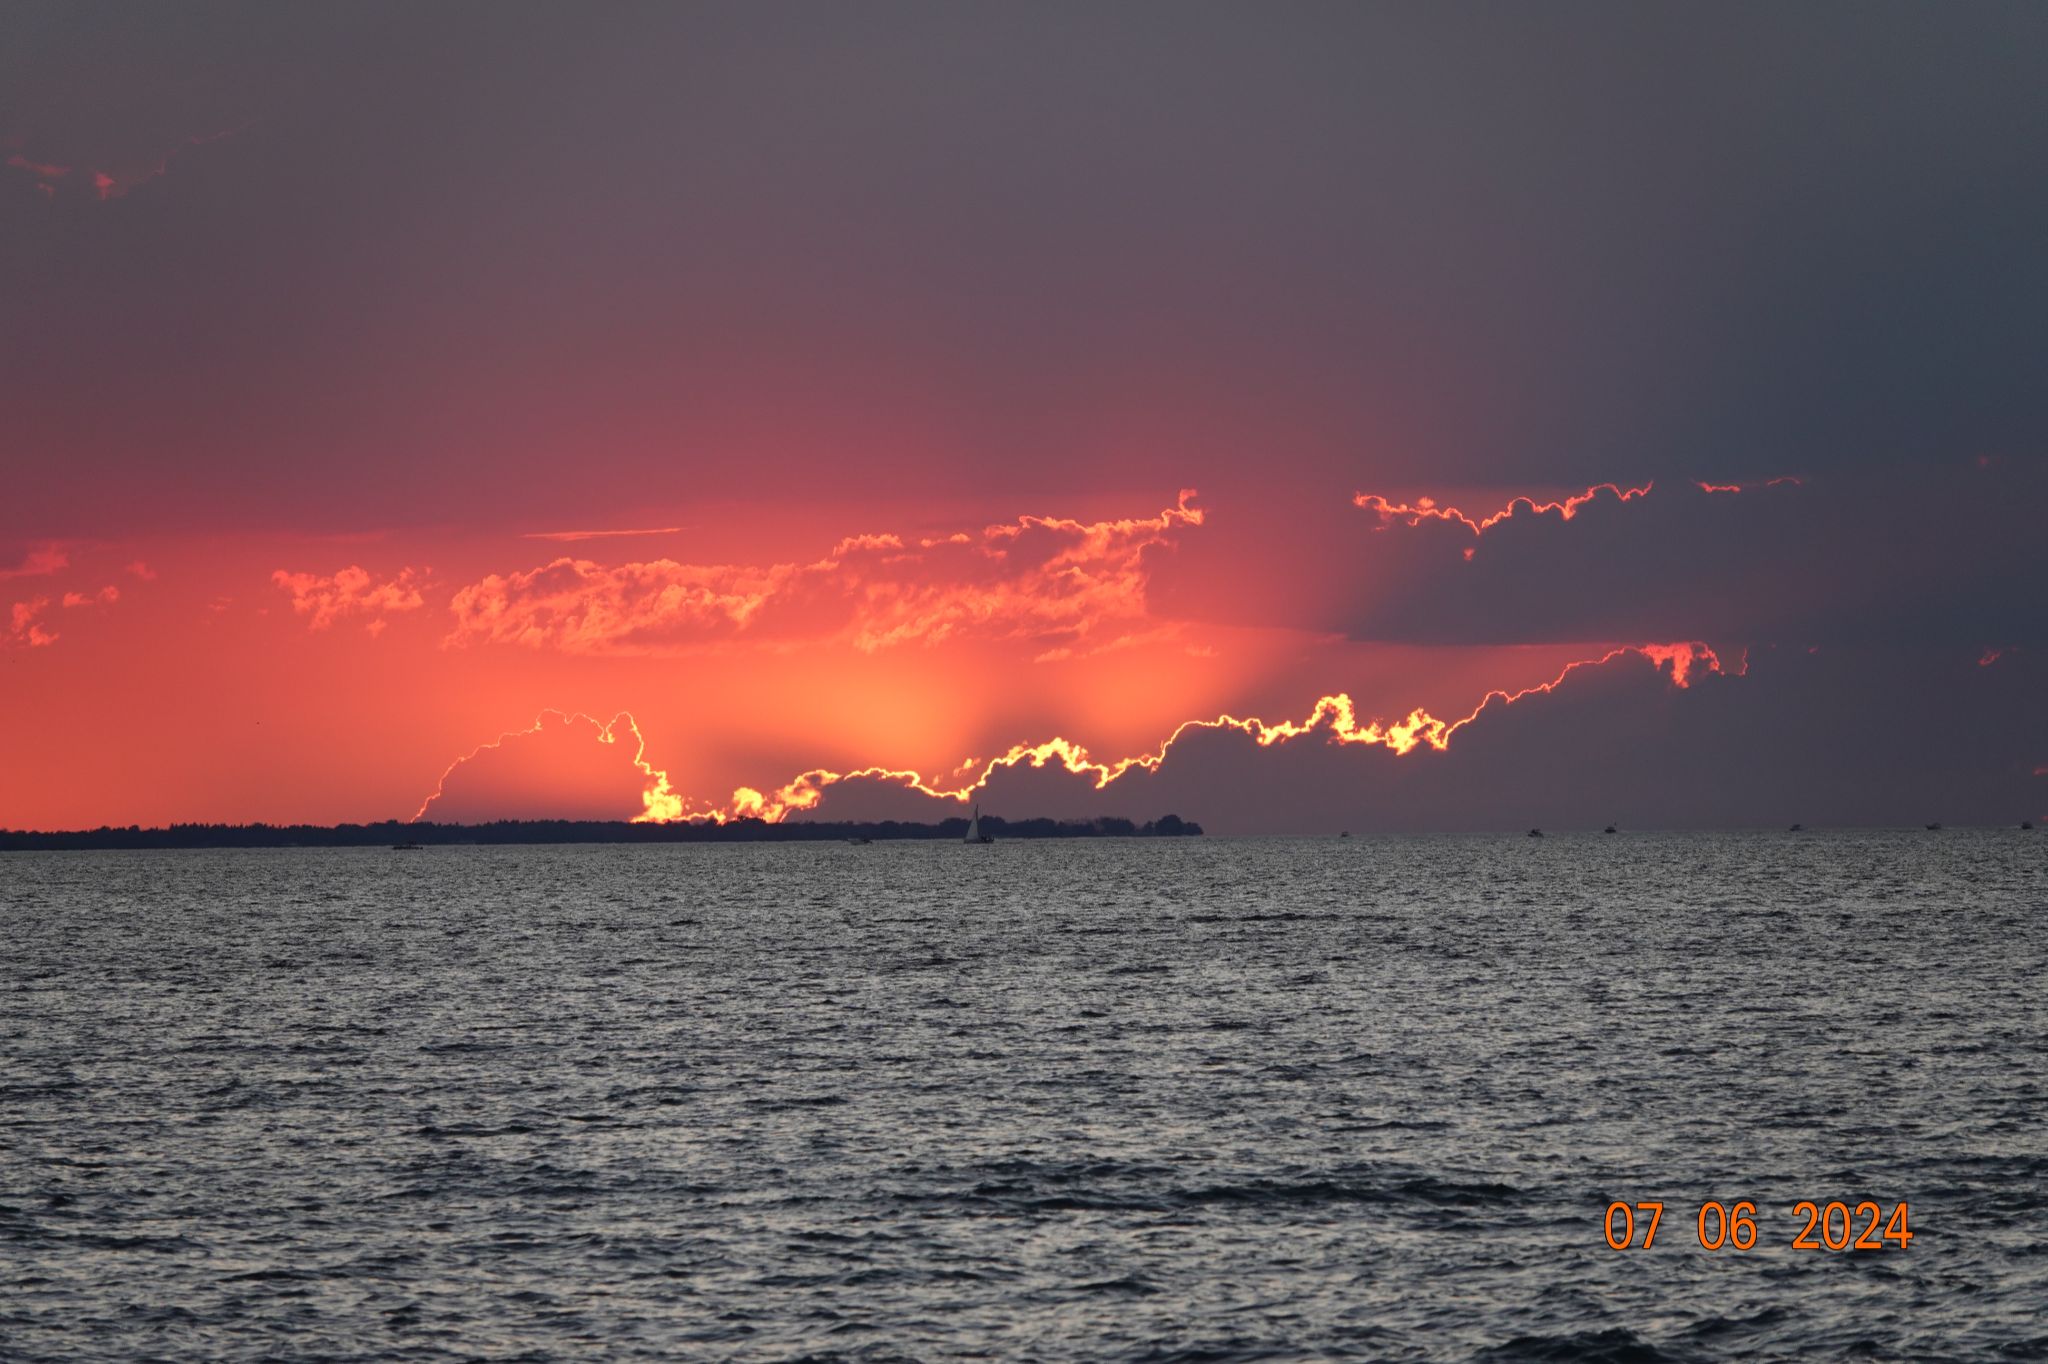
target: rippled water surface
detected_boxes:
[4,833,2045,1361]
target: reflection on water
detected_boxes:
[3,832,2044,1360]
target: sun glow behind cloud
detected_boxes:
[407,640,1734,826]
[3,467,2042,832]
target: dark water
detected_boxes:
[3,833,2045,1362]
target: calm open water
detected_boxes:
[2,832,2044,1362]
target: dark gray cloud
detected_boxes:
[803,644,2048,833]
[1153,461,2048,651]
[5,2,2046,537]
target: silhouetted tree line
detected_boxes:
[0,814,1202,851]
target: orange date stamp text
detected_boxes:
[1603,1200,1912,1251]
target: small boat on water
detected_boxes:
[1603,825,1617,834]
[963,803,994,845]
[391,843,424,851]
[846,836,872,845]
[2024,821,2036,831]
[1788,823,1803,832]
[1926,822,1943,831]
[1527,828,1543,838]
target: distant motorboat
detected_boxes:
[1527,828,1543,838]
[1339,831,1352,839]
[964,803,994,844]
[1603,825,1617,834]
[2024,821,2035,831]
[1925,822,1943,831]
[1788,823,1803,832]
[391,843,423,851]
[846,836,872,845]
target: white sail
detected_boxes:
[964,803,982,842]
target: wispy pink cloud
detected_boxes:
[7,598,58,648]
[523,526,689,542]
[0,544,70,581]
[5,152,69,184]
[8,122,253,203]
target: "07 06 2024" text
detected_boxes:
[1602,1200,1912,1251]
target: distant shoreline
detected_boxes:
[0,814,1203,852]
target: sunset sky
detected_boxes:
[5,2,2045,833]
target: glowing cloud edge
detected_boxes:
[1352,476,1802,538]
[411,710,683,823]
[410,641,1738,827]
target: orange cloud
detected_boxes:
[271,565,427,631]
[61,585,120,609]
[447,492,1205,658]
[447,559,789,651]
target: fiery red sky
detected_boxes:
[4,4,2045,832]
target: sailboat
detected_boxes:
[964,803,994,844]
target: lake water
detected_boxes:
[3,833,2044,1361]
